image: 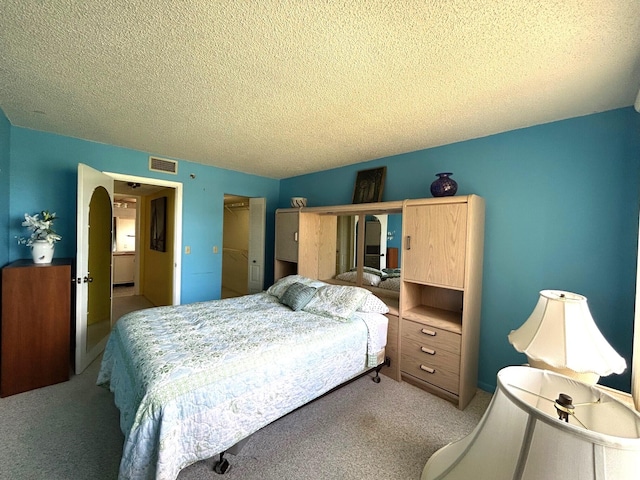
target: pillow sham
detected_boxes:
[335,271,382,287]
[378,277,401,291]
[303,284,370,321]
[358,293,389,314]
[280,282,317,311]
[267,275,327,299]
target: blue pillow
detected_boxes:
[280,282,317,311]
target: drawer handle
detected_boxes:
[294,232,299,242]
[421,328,436,336]
[420,365,435,374]
[421,346,435,355]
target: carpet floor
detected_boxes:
[0,355,491,480]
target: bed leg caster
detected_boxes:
[372,356,390,383]
[213,453,231,475]
[213,437,249,474]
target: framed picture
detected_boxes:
[352,167,386,204]
[150,196,167,252]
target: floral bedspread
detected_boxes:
[97,292,376,480]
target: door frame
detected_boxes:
[105,172,183,305]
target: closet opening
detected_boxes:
[222,195,251,298]
[221,194,266,298]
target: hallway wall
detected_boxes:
[140,188,175,306]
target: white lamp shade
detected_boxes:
[422,366,640,480]
[508,290,626,377]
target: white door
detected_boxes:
[247,197,266,293]
[76,163,114,374]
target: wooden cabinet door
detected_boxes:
[275,211,299,263]
[403,203,467,289]
[1,261,71,397]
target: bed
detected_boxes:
[97,275,389,480]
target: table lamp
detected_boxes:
[507,290,626,384]
[421,366,640,480]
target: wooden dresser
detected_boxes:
[274,195,485,409]
[400,196,485,409]
[1,259,72,397]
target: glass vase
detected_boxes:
[430,172,458,197]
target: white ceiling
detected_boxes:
[2,1,640,179]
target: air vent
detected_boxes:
[149,156,178,175]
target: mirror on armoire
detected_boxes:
[335,215,356,275]
[334,213,402,293]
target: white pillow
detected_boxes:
[378,277,401,292]
[358,293,389,314]
[303,284,370,321]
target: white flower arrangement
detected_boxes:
[17,210,62,247]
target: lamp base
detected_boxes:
[527,358,600,385]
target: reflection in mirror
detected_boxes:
[333,212,402,294]
[335,214,401,274]
[336,215,356,275]
[386,214,402,269]
[364,215,382,269]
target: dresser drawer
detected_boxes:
[401,350,460,394]
[401,319,461,355]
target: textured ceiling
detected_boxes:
[2,1,640,179]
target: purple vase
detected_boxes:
[430,172,458,197]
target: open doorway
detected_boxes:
[111,188,152,321]
[110,178,180,320]
[222,194,266,298]
[222,195,250,298]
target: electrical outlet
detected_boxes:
[185,246,191,254]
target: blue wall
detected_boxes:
[0,111,9,267]
[5,125,280,304]
[281,108,640,393]
[3,107,639,393]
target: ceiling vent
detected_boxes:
[149,156,178,175]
